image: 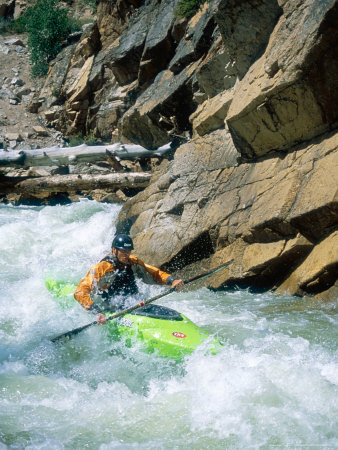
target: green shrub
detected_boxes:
[68,132,84,147]
[84,130,99,146]
[19,0,72,77]
[0,17,13,33]
[9,13,27,33]
[68,130,99,147]
[175,0,206,18]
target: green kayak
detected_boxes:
[46,279,223,359]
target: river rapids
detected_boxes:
[0,201,337,449]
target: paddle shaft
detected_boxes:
[50,259,233,342]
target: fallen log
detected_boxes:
[4,172,152,194]
[0,142,173,168]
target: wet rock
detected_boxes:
[88,189,128,203]
[116,130,337,294]
[315,281,338,302]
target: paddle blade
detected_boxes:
[50,321,96,342]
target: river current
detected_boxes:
[0,201,337,449]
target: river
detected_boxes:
[0,201,337,449]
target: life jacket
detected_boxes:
[74,253,172,311]
[100,255,138,299]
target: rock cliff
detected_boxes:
[5,0,338,299]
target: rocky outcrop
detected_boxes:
[214,0,282,88]
[2,0,337,299]
[116,130,337,298]
[276,231,338,297]
[226,0,338,160]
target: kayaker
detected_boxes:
[74,233,184,324]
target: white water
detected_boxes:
[0,201,337,449]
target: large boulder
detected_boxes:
[190,87,234,136]
[116,130,337,295]
[276,231,338,296]
[226,0,338,159]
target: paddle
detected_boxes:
[50,259,233,343]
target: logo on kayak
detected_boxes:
[172,332,186,338]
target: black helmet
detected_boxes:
[112,234,134,251]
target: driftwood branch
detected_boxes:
[0,143,173,168]
[3,172,152,194]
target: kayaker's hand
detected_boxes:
[96,313,107,325]
[171,279,184,291]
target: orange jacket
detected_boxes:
[74,253,174,311]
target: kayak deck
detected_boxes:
[106,304,222,359]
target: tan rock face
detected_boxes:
[226,0,338,159]
[190,88,234,137]
[117,130,337,296]
[277,231,338,296]
[65,55,94,133]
